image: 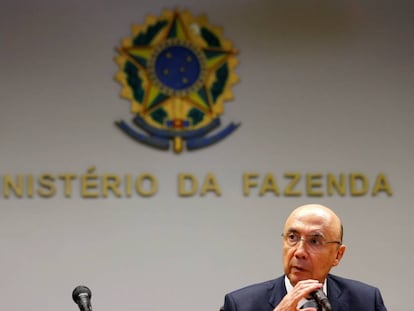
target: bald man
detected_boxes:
[221,204,387,311]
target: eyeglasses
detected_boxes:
[281,232,342,251]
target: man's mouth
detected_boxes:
[292,265,307,272]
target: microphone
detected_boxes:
[309,289,332,311]
[72,285,92,311]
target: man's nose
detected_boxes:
[294,238,309,257]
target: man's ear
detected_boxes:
[332,244,346,267]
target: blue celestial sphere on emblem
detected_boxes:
[154,45,201,91]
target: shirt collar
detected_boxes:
[284,275,328,307]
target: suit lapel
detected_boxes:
[327,275,349,311]
[268,276,287,309]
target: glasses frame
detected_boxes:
[281,232,342,251]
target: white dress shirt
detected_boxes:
[284,276,327,309]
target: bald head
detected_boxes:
[284,204,343,243]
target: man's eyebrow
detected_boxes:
[285,228,299,234]
[285,228,325,237]
[307,232,327,239]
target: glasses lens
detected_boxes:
[283,233,327,250]
[285,233,299,246]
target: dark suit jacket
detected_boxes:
[221,274,387,311]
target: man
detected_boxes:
[221,204,387,311]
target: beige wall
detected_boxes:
[1,1,413,310]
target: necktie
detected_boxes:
[300,299,318,309]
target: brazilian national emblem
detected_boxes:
[114,9,240,153]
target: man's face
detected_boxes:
[282,206,346,286]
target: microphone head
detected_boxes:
[310,289,332,311]
[72,285,92,304]
[310,289,327,302]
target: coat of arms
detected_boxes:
[115,9,240,153]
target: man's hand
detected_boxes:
[273,279,322,311]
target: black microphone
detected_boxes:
[72,285,92,311]
[310,289,332,311]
